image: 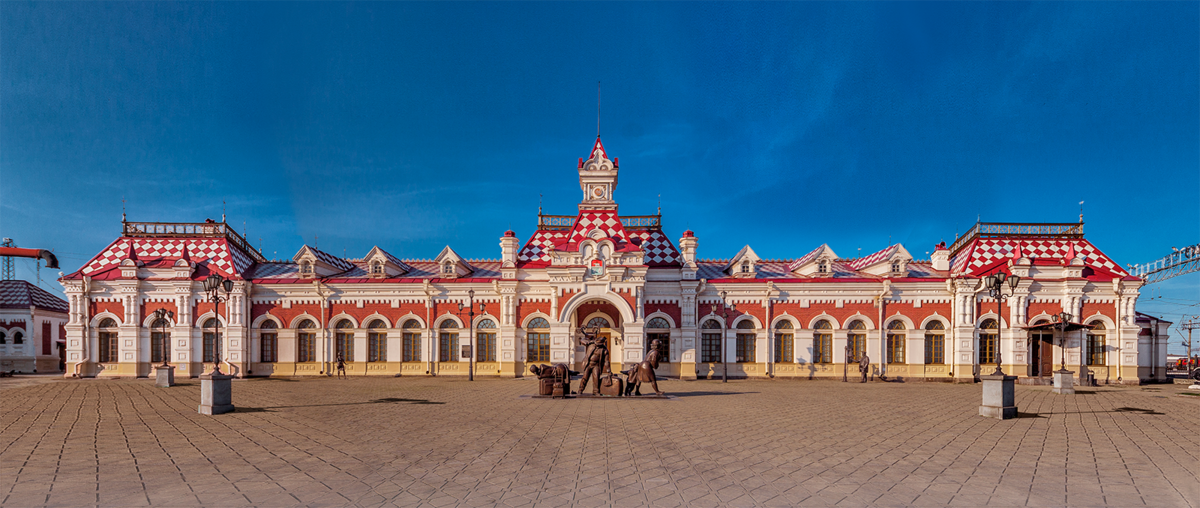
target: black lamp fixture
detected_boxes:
[202,273,234,375]
[983,271,1020,376]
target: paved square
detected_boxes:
[2,376,1197,507]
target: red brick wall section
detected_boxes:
[575,301,624,328]
[518,300,551,325]
[192,301,228,326]
[1080,302,1115,325]
[644,303,681,327]
[1027,301,1063,323]
[42,321,52,355]
[140,301,178,326]
[58,324,66,342]
[431,302,466,328]
[0,319,26,329]
[89,300,124,323]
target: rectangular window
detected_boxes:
[813,333,832,363]
[647,332,670,362]
[151,331,167,363]
[99,332,117,363]
[924,334,944,364]
[261,333,277,363]
[887,334,905,364]
[440,333,459,362]
[203,332,221,363]
[1087,334,1105,366]
[979,334,997,364]
[403,332,420,362]
[336,333,353,362]
[368,332,386,362]
[774,334,793,363]
[847,334,866,362]
[701,333,721,363]
[298,332,315,362]
[527,332,550,362]
[736,333,755,362]
[477,332,496,362]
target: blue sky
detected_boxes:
[2,2,1197,350]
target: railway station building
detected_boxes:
[60,138,1170,384]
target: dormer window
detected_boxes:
[891,260,902,274]
[371,261,384,277]
[741,261,751,274]
[818,260,829,274]
[442,261,455,275]
[300,261,314,278]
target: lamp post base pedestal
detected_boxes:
[154,365,175,388]
[978,374,1017,420]
[1052,369,1075,394]
[198,373,234,415]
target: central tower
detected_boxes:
[577,137,619,212]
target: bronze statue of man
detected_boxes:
[624,338,664,396]
[859,353,870,383]
[577,328,610,395]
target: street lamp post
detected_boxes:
[983,272,1020,375]
[202,274,234,375]
[457,289,484,382]
[1050,311,1076,395]
[711,291,736,383]
[152,307,176,388]
[152,308,174,367]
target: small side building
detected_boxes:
[0,280,69,373]
[1135,312,1171,382]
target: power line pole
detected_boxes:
[1182,316,1200,373]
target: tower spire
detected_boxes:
[596,81,601,138]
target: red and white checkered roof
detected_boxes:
[951,238,1130,277]
[76,237,255,279]
[847,244,898,271]
[0,280,68,313]
[516,211,680,267]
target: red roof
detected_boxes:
[65,237,256,281]
[0,280,68,313]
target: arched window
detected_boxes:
[442,261,455,275]
[335,319,354,362]
[367,320,387,363]
[300,261,314,278]
[774,320,794,363]
[886,320,906,364]
[402,319,422,362]
[150,318,171,364]
[259,320,278,363]
[701,319,722,363]
[526,317,550,363]
[371,261,384,276]
[813,319,832,364]
[741,261,751,274]
[439,319,459,362]
[12,331,22,345]
[476,319,497,362]
[646,317,670,329]
[847,320,866,362]
[645,317,671,362]
[1086,321,1106,366]
[891,260,902,274]
[0,331,5,344]
[735,320,755,363]
[923,321,945,365]
[297,319,317,363]
[586,317,611,329]
[818,260,829,274]
[202,318,221,364]
[979,319,999,365]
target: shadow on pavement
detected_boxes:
[234,397,445,413]
[670,391,759,397]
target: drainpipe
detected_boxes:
[1114,281,1121,384]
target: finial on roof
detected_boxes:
[121,196,126,223]
[597,80,601,138]
[1079,200,1084,223]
